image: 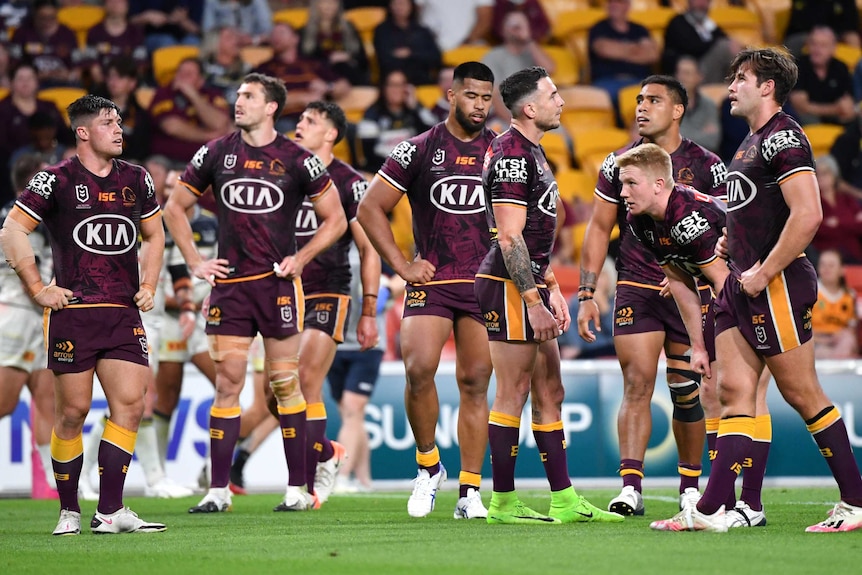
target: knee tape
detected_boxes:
[207,335,253,362]
[667,379,704,423]
[269,356,300,402]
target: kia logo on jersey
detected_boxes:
[72,214,137,255]
[219,178,285,214]
[429,175,485,214]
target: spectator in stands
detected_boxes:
[373,0,441,86]
[0,44,12,90]
[789,26,855,126]
[8,111,67,170]
[661,0,739,84]
[416,0,493,52]
[8,0,81,88]
[491,0,549,44]
[0,1,30,43]
[203,26,253,111]
[129,0,203,54]
[148,57,231,163]
[254,22,351,130]
[299,0,370,86]
[428,66,453,123]
[830,112,862,197]
[675,55,720,153]
[558,257,617,360]
[0,63,70,206]
[812,249,859,360]
[784,0,860,58]
[481,10,554,124]
[356,68,434,173]
[84,0,148,87]
[201,0,272,48]
[95,56,151,162]
[813,154,862,264]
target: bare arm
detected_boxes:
[278,185,347,278]
[466,6,493,44]
[592,37,659,66]
[136,214,165,312]
[163,185,230,285]
[351,219,382,351]
[788,91,856,123]
[577,197,617,341]
[159,117,224,143]
[176,86,232,133]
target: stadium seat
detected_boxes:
[57,5,105,48]
[572,128,630,173]
[0,87,8,101]
[442,45,492,68]
[38,87,87,125]
[152,45,201,87]
[629,7,677,51]
[335,86,379,123]
[542,131,573,172]
[550,9,606,82]
[415,84,441,110]
[239,45,274,68]
[709,6,764,46]
[617,83,643,128]
[555,168,597,204]
[135,86,155,110]
[699,83,729,105]
[544,46,579,87]
[539,0,591,22]
[345,6,385,44]
[834,43,862,74]
[804,124,844,158]
[558,85,616,135]
[273,8,309,30]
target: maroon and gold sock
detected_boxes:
[278,403,308,488]
[807,406,862,507]
[488,411,520,493]
[209,406,241,488]
[678,462,702,493]
[741,414,771,511]
[619,459,644,493]
[305,403,331,490]
[416,446,440,476]
[459,471,481,498]
[532,421,571,492]
[698,416,754,515]
[51,430,83,513]
[97,420,137,515]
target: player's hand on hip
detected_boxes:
[194,258,230,286]
[715,227,729,260]
[134,285,156,312]
[576,298,601,342]
[740,261,768,298]
[548,288,571,334]
[400,257,435,284]
[274,255,303,279]
[528,304,560,342]
[659,277,672,298]
[33,280,74,311]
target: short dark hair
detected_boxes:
[107,55,138,80]
[727,47,798,105]
[12,153,45,191]
[499,66,549,117]
[305,100,348,144]
[243,72,288,120]
[27,111,56,131]
[641,74,688,114]
[67,95,121,132]
[452,61,494,86]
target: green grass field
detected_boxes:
[2,487,860,575]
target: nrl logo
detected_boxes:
[432,149,445,165]
[75,184,89,203]
[224,154,237,169]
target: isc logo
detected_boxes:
[72,214,136,255]
[429,175,485,214]
[219,178,284,214]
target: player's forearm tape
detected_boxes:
[362,295,377,317]
[522,288,543,308]
[545,271,559,292]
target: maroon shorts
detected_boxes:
[715,257,816,357]
[206,274,304,339]
[45,306,149,373]
[401,281,483,325]
[613,282,694,344]
[703,297,716,363]
[303,293,352,343]
[474,276,552,342]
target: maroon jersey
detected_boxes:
[149,86,230,163]
[0,97,67,161]
[9,24,80,78]
[628,185,726,284]
[725,111,816,273]
[595,138,727,286]
[378,122,496,284]
[477,128,559,283]
[14,157,160,307]
[84,23,148,72]
[296,158,367,294]
[178,131,333,280]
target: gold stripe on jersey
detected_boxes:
[177,180,203,197]
[594,189,617,204]
[103,420,137,454]
[489,410,521,428]
[141,207,161,222]
[717,416,755,438]
[754,414,773,442]
[806,406,840,434]
[377,171,406,193]
[309,180,334,203]
[766,270,800,352]
[211,405,242,418]
[531,420,563,432]
[505,280,527,341]
[50,431,83,463]
[12,204,41,224]
[215,271,275,284]
[776,166,815,185]
[492,201,528,210]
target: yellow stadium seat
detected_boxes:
[442,45,492,68]
[345,6,385,44]
[135,86,155,110]
[834,43,862,73]
[539,0,591,22]
[335,86,379,123]
[617,83,643,129]
[152,45,201,87]
[273,8,309,30]
[699,83,730,105]
[572,128,630,172]
[38,87,87,125]
[629,7,677,51]
[542,130,573,172]
[556,168,598,204]
[0,87,8,101]
[804,124,845,158]
[240,45,274,68]
[415,84,442,110]
[709,6,764,46]
[559,85,616,135]
[57,5,105,48]
[550,9,607,83]
[544,46,579,87]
